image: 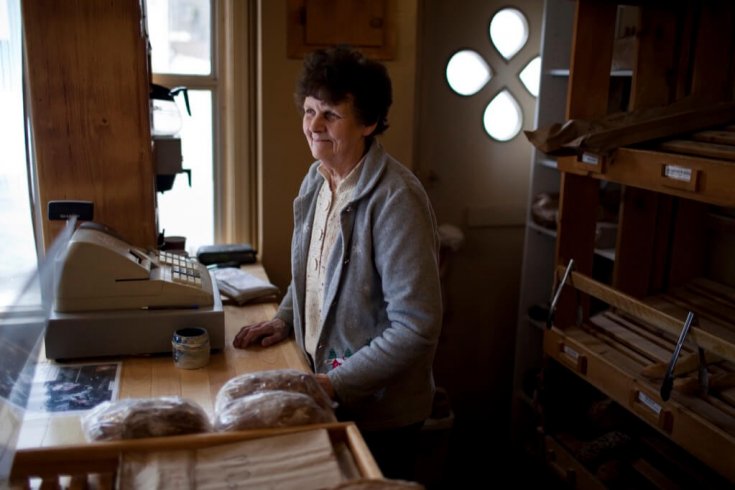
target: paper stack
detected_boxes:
[118,429,344,490]
[211,268,279,305]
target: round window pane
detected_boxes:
[489,8,529,60]
[446,49,492,96]
[519,56,541,97]
[483,89,523,141]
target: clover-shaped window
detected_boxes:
[519,56,541,97]
[445,7,539,142]
[446,50,492,97]
[483,89,523,142]
[489,7,528,60]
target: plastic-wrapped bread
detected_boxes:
[215,368,334,413]
[81,396,212,441]
[214,390,336,431]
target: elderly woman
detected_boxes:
[233,45,442,480]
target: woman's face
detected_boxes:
[302,95,377,171]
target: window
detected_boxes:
[445,6,540,142]
[148,0,258,255]
[147,0,215,255]
[0,0,38,309]
[489,7,528,60]
[445,49,492,97]
[0,0,257,310]
[148,0,212,75]
[483,89,523,142]
[519,56,541,97]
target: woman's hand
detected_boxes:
[232,318,288,349]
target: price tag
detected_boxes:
[663,164,693,182]
[660,163,698,191]
[562,344,579,360]
[637,391,662,414]
[581,153,599,165]
[573,152,605,174]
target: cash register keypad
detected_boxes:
[158,251,202,287]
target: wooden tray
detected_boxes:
[10,422,381,489]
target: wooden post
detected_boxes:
[22,0,157,250]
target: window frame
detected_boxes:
[150,0,258,249]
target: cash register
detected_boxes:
[45,222,224,360]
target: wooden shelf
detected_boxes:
[539,375,732,488]
[544,272,735,482]
[557,147,735,207]
[539,0,735,486]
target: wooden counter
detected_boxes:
[16,265,310,449]
[11,265,384,487]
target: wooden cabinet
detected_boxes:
[532,0,735,486]
[22,0,156,250]
[287,0,395,59]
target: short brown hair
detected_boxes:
[295,45,392,138]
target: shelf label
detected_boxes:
[561,344,579,360]
[637,391,662,414]
[580,153,599,165]
[663,164,693,182]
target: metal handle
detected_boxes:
[546,259,575,329]
[661,311,696,401]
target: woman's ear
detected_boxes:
[362,122,378,137]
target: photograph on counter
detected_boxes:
[0,313,46,410]
[25,362,120,416]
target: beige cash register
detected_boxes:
[46,223,224,360]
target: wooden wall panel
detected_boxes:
[23,0,156,250]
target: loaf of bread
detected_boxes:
[214,390,336,431]
[215,368,334,413]
[82,396,212,441]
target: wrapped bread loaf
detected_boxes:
[215,368,334,413]
[81,396,212,441]
[214,390,336,431]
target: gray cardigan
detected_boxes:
[276,142,443,431]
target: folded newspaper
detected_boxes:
[211,268,279,305]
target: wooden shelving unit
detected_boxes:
[534,0,735,486]
[511,0,575,455]
[512,0,630,460]
[545,272,735,481]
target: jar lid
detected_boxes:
[173,327,209,347]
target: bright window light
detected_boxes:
[519,56,541,97]
[148,0,211,75]
[156,90,214,255]
[0,0,38,308]
[148,0,216,255]
[483,89,523,141]
[489,8,529,60]
[446,49,492,96]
